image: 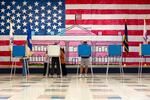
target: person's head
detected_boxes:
[60,47,65,53]
[83,41,87,44]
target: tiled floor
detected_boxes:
[0,74,150,100]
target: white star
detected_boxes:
[16,13,21,17]
[41,6,45,10]
[16,5,21,10]
[1,15,5,20]
[23,1,27,6]
[1,1,5,5]
[58,22,62,26]
[47,29,51,33]
[35,28,39,32]
[28,6,32,10]
[41,25,45,29]
[7,5,11,9]
[31,25,33,29]
[47,2,51,6]
[1,8,5,13]
[34,2,38,6]
[58,28,62,32]
[35,9,39,13]
[41,13,45,17]
[41,19,45,23]
[53,6,57,10]
[47,10,51,14]
[47,22,51,26]
[23,28,27,33]
[17,25,21,29]
[16,19,21,23]
[58,16,62,20]
[6,12,11,16]
[12,1,16,5]
[58,10,62,14]
[28,13,32,17]
[35,16,39,20]
[47,16,51,20]
[23,22,27,26]
[11,9,15,14]
[22,9,26,13]
[23,15,27,20]
[7,19,10,23]
[58,1,62,6]
[53,19,57,23]
[1,29,5,33]
[1,22,5,26]
[29,19,33,23]
[53,25,57,29]
[35,21,39,26]
[6,26,10,30]
[11,16,15,20]
[53,13,57,17]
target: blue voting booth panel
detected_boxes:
[141,44,150,56]
[78,45,91,57]
[108,45,122,56]
[13,46,25,57]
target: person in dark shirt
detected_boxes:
[49,42,60,78]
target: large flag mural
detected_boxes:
[0,0,150,67]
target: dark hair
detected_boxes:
[61,48,65,53]
[83,41,87,44]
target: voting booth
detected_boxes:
[11,46,29,76]
[47,45,62,77]
[11,46,29,77]
[12,46,26,57]
[78,44,92,57]
[77,44,93,76]
[48,45,61,57]
[139,44,150,75]
[107,45,124,76]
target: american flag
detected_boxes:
[143,19,148,44]
[0,0,150,67]
[0,0,65,35]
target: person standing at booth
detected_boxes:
[43,50,49,76]
[49,42,61,78]
[60,47,67,76]
[78,41,91,78]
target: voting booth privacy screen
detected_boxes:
[78,45,91,57]
[141,44,150,56]
[108,45,122,56]
[48,45,60,57]
[13,46,26,57]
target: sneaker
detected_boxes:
[84,74,88,78]
[79,74,82,78]
[84,74,87,77]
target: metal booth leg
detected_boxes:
[46,57,50,77]
[106,57,110,76]
[59,57,62,78]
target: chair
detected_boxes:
[11,46,29,77]
[106,45,124,76]
[77,44,93,77]
[139,44,150,75]
[47,45,62,77]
